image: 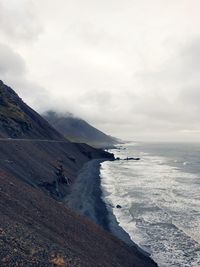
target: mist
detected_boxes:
[0,0,200,141]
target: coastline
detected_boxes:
[65,159,110,231]
[65,159,157,266]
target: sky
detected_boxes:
[0,0,200,141]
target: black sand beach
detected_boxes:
[65,159,158,266]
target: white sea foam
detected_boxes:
[100,143,200,267]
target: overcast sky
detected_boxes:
[0,0,200,141]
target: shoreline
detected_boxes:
[64,159,110,231]
[65,159,157,266]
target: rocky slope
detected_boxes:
[0,80,113,198]
[0,81,157,266]
[0,80,63,140]
[0,139,113,199]
[43,111,119,148]
[0,170,157,267]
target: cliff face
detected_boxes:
[0,80,64,140]
[43,111,119,148]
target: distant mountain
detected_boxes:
[43,111,120,148]
[0,80,64,140]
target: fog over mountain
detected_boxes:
[0,0,200,141]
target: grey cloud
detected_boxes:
[0,0,42,42]
[129,37,200,124]
[80,90,112,108]
[1,0,200,141]
[0,42,48,111]
[65,21,108,46]
[179,86,200,109]
[179,38,200,71]
[0,43,26,76]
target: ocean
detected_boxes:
[100,142,200,267]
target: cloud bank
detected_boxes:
[0,0,200,141]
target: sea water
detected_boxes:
[100,142,200,267]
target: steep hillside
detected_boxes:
[0,170,157,267]
[0,80,64,140]
[0,81,157,266]
[43,111,119,148]
[0,80,113,198]
[0,139,113,199]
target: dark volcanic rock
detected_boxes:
[0,80,64,140]
[125,157,140,161]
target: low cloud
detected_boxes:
[0,0,42,42]
[1,0,200,141]
[0,44,26,76]
[0,43,48,110]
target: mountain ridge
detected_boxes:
[43,110,120,148]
